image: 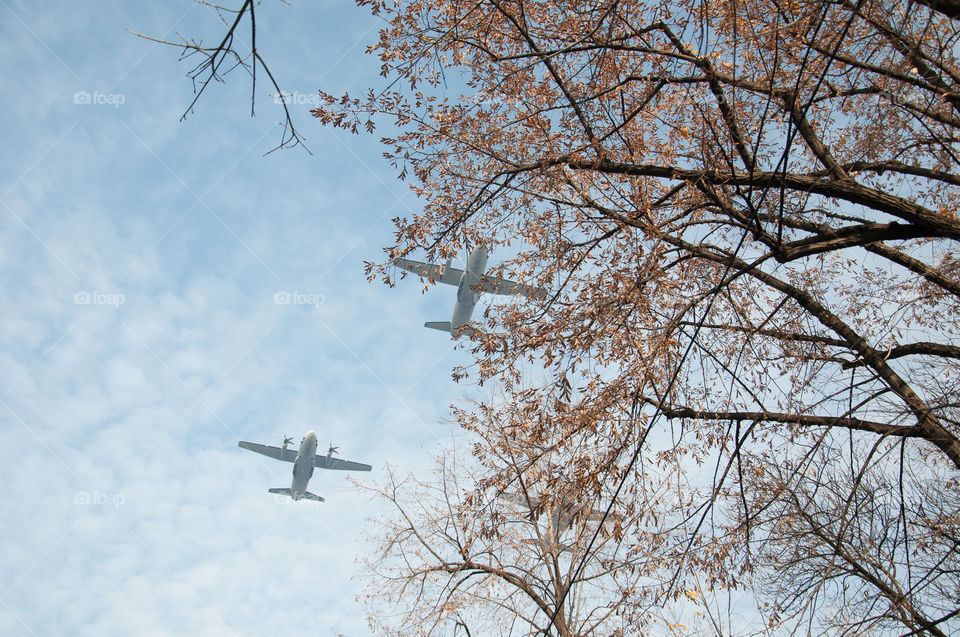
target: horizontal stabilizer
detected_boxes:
[268,488,325,502]
[425,321,475,339]
[424,321,452,332]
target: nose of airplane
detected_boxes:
[305,430,317,441]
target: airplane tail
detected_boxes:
[425,321,475,338]
[268,488,325,502]
[424,321,451,332]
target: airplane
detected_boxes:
[238,431,372,502]
[499,491,621,551]
[394,247,544,337]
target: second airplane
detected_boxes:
[394,247,544,337]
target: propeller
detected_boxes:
[282,435,294,448]
[327,444,339,457]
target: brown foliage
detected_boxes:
[309,0,960,633]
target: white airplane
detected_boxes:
[394,247,544,337]
[238,431,372,502]
[500,492,621,551]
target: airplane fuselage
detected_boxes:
[451,248,489,330]
[290,430,318,500]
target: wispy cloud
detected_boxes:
[0,2,472,635]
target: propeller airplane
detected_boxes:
[239,431,372,502]
[394,247,544,337]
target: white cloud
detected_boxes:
[0,2,476,635]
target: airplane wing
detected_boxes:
[314,455,372,472]
[395,258,463,286]
[478,275,546,298]
[501,492,617,525]
[238,441,299,463]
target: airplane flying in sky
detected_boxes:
[499,491,621,552]
[238,431,372,502]
[394,247,544,337]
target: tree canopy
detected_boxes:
[164,0,960,633]
[311,0,960,633]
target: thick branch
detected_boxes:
[841,342,960,368]
[661,234,960,468]
[651,402,922,438]
[567,160,960,240]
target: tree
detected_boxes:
[361,414,653,637]
[159,0,960,632]
[132,0,307,153]
[744,445,960,635]
[310,0,960,633]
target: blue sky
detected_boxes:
[0,1,478,634]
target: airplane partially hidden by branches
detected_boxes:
[499,491,623,553]
[394,248,544,337]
